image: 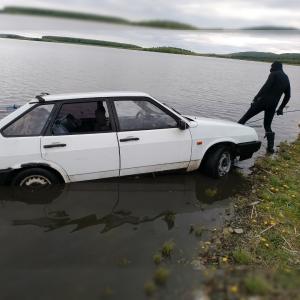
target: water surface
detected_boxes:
[0,38,299,156]
[0,172,247,300]
[0,29,299,300]
[0,14,300,53]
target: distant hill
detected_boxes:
[242,26,298,30]
[135,20,197,30]
[0,6,199,30]
[0,34,299,65]
[212,51,300,65]
[142,47,197,55]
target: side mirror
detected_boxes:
[178,119,189,130]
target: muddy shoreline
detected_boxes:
[192,135,300,299]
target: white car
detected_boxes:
[0,92,261,187]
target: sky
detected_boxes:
[0,0,300,28]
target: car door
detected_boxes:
[113,97,192,176]
[0,103,55,169]
[41,99,119,182]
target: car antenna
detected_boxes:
[35,92,50,102]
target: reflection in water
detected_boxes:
[0,172,249,300]
[1,172,248,234]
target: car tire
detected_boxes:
[202,146,233,179]
[11,167,60,188]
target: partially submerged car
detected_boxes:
[0,92,261,187]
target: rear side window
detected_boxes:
[2,104,54,137]
[51,100,112,135]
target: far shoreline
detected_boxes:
[0,33,299,66]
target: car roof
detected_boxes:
[31,91,151,102]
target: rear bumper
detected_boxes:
[0,168,13,185]
[236,141,261,161]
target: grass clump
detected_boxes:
[153,253,163,265]
[163,212,175,229]
[153,267,170,286]
[205,188,218,198]
[117,257,131,267]
[144,280,157,296]
[161,240,175,258]
[244,274,272,296]
[232,248,253,265]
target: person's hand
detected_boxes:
[251,99,257,107]
[251,97,261,107]
[276,108,283,116]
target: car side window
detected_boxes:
[51,100,112,135]
[2,104,54,137]
[114,99,178,131]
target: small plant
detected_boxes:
[161,240,175,258]
[194,226,204,237]
[163,212,176,230]
[153,253,163,265]
[244,275,272,296]
[144,280,157,296]
[101,287,114,298]
[205,188,218,198]
[153,267,170,286]
[232,248,253,265]
[117,257,131,267]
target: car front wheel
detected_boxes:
[11,168,60,188]
[202,146,233,178]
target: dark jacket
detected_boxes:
[254,62,291,110]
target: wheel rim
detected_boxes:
[19,175,51,188]
[218,152,231,177]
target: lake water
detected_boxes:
[0,172,247,300]
[0,38,299,153]
[0,14,300,53]
[0,16,299,300]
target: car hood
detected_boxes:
[184,115,259,142]
[184,115,241,127]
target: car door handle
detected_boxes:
[119,137,140,142]
[43,143,67,149]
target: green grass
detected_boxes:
[161,240,175,258]
[153,253,163,265]
[217,137,300,269]
[244,274,272,296]
[153,267,170,286]
[200,136,300,299]
[144,281,157,296]
[251,139,300,266]
[232,248,253,264]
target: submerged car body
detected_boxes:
[0,92,261,186]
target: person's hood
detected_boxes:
[270,61,283,72]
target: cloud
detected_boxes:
[0,0,299,28]
[177,0,300,27]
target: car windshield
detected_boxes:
[162,103,189,121]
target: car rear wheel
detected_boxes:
[11,168,60,188]
[202,146,233,178]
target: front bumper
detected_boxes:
[236,141,261,161]
[0,168,13,185]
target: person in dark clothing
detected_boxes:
[238,61,291,153]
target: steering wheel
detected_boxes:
[136,111,146,120]
[58,114,81,132]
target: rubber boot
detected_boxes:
[266,132,275,154]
